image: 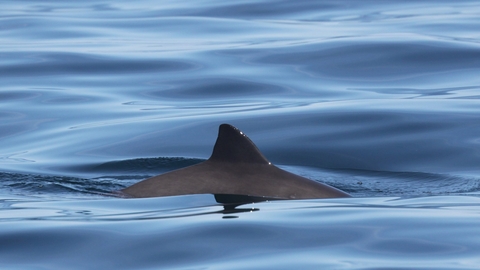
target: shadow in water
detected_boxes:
[214,193,275,218]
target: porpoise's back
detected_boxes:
[121,124,350,200]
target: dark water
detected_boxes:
[2,0,480,269]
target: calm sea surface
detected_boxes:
[2,0,480,269]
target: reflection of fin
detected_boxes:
[214,194,277,212]
[213,194,277,204]
[122,124,350,200]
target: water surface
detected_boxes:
[1,0,480,269]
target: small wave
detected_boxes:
[2,158,479,199]
[329,169,480,197]
[88,157,204,174]
[0,172,125,199]
[0,157,205,198]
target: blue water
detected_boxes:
[2,0,480,269]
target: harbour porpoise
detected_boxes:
[121,124,350,202]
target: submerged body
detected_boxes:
[122,124,350,201]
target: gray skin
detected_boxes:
[121,124,350,201]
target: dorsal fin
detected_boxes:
[209,124,270,164]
